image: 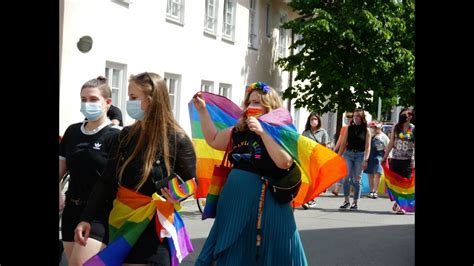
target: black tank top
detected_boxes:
[346,125,367,152]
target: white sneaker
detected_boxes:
[308,200,317,208]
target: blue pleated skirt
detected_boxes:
[196,168,308,266]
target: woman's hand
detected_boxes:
[59,183,65,212]
[193,92,206,112]
[160,187,179,204]
[362,160,368,170]
[246,116,264,135]
[74,222,91,246]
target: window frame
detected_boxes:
[218,83,232,98]
[248,0,259,49]
[166,0,185,25]
[201,80,214,93]
[105,61,127,121]
[204,0,219,35]
[222,0,236,42]
[164,72,182,119]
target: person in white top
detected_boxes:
[364,121,390,199]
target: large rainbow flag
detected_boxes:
[84,184,195,266]
[382,160,415,212]
[188,92,347,207]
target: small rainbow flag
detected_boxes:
[167,177,197,202]
[84,186,194,266]
[382,160,415,212]
[188,92,347,207]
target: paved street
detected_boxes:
[180,190,414,266]
[60,190,414,265]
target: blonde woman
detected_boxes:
[193,82,307,265]
[75,72,196,265]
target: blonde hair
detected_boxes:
[117,72,185,191]
[234,84,282,131]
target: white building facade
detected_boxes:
[60,0,317,135]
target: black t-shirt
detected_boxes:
[81,126,197,223]
[59,122,121,200]
[107,105,123,126]
[229,128,289,179]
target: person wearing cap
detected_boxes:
[364,120,390,199]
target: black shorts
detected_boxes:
[61,201,109,243]
[124,215,171,265]
[389,159,413,179]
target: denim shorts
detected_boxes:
[364,155,383,174]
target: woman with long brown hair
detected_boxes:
[75,72,197,265]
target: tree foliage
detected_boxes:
[277,0,415,115]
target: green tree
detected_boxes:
[277,0,414,136]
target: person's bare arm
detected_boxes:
[383,127,396,161]
[193,93,233,151]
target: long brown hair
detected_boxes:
[234,84,282,131]
[117,72,184,191]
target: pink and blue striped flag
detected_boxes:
[188,92,347,208]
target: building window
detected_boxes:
[204,0,219,35]
[222,0,236,41]
[111,0,130,8]
[201,80,214,93]
[167,0,185,24]
[164,73,181,119]
[278,13,288,57]
[294,33,304,54]
[219,83,232,98]
[248,0,258,49]
[265,3,272,38]
[293,107,300,131]
[105,62,127,117]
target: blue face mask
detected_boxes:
[80,102,104,121]
[126,100,145,120]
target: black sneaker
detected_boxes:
[339,201,350,209]
[350,203,358,210]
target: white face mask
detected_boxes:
[126,100,145,120]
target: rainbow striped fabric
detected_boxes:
[382,160,415,212]
[168,177,198,202]
[188,92,240,199]
[84,185,195,266]
[188,92,347,207]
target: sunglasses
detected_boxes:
[136,72,155,92]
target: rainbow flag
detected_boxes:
[188,92,240,199]
[382,160,415,212]
[188,92,347,207]
[84,186,194,266]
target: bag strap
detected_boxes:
[220,136,233,168]
[150,130,177,191]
